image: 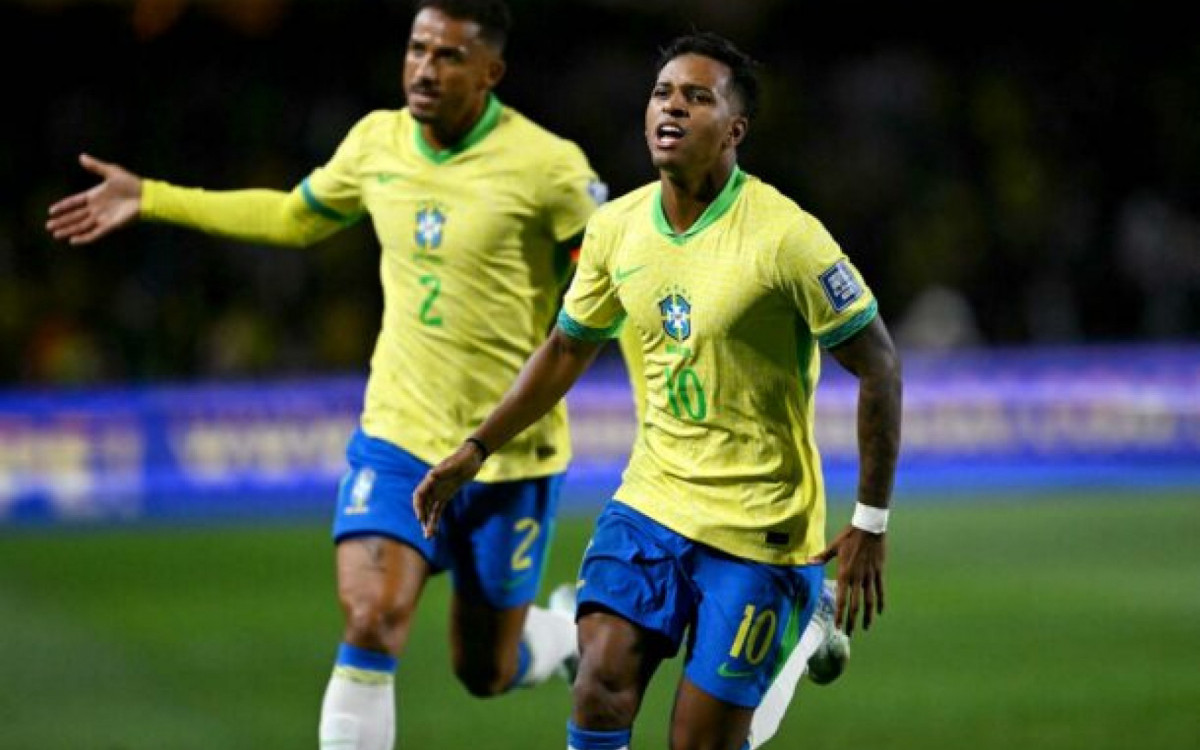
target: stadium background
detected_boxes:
[2,1,1198,748]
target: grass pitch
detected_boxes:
[1,490,1198,749]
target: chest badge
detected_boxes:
[659,293,693,342]
[415,205,446,250]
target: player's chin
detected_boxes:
[648,147,682,171]
[406,94,442,123]
[408,104,438,123]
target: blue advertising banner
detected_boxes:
[2,345,1198,524]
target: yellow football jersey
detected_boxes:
[560,168,877,564]
[305,96,602,481]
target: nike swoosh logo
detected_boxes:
[376,173,402,184]
[502,573,533,591]
[614,265,647,284]
[717,662,755,679]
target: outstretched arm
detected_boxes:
[47,153,344,248]
[812,315,902,635]
[412,327,605,536]
[46,154,142,245]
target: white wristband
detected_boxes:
[851,502,889,534]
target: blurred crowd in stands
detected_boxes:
[4,0,1198,386]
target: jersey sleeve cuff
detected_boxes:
[301,177,354,223]
[818,299,878,349]
[139,179,170,220]
[557,309,625,342]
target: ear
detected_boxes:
[484,57,507,89]
[726,115,748,148]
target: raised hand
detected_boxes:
[46,154,143,245]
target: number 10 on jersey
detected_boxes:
[663,365,707,421]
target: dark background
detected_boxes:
[4,0,1198,385]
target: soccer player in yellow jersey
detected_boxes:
[414,31,903,750]
[46,2,605,748]
[616,324,851,748]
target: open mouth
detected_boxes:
[408,88,440,105]
[654,122,686,147]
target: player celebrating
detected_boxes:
[413,31,902,750]
[46,2,603,748]
[614,325,851,748]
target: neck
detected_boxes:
[420,96,488,151]
[658,155,736,234]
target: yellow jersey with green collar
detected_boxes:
[560,167,877,564]
[304,96,603,481]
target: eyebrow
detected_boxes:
[408,34,472,56]
[654,81,717,95]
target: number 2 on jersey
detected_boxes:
[418,274,443,327]
[511,517,541,572]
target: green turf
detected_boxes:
[2,491,1198,749]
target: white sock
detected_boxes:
[746,618,825,749]
[319,668,396,750]
[517,605,577,687]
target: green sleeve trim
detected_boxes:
[556,309,625,342]
[818,299,878,349]
[300,178,351,223]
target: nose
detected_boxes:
[412,52,436,82]
[661,91,687,117]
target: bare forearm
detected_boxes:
[829,316,903,509]
[856,364,902,508]
[472,329,601,453]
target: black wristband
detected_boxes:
[464,436,490,462]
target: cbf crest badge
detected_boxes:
[659,293,693,342]
[414,205,446,250]
[344,467,376,516]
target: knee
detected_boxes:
[453,660,511,698]
[341,594,415,654]
[571,659,641,728]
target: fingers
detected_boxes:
[861,580,875,631]
[806,543,838,565]
[875,567,885,615]
[46,155,114,244]
[46,211,97,242]
[411,473,445,538]
[47,192,87,219]
[71,222,112,246]
[843,580,861,636]
[834,580,848,633]
[838,570,885,634]
[79,152,110,177]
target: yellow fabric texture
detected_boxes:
[141,181,341,247]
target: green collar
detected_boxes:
[413,94,503,164]
[652,166,747,245]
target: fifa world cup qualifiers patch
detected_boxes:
[587,179,609,205]
[818,260,863,313]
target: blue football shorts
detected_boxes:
[576,500,824,708]
[332,429,563,609]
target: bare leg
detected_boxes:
[669,678,754,750]
[319,536,431,750]
[449,594,531,696]
[572,610,663,730]
[336,536,431,654]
